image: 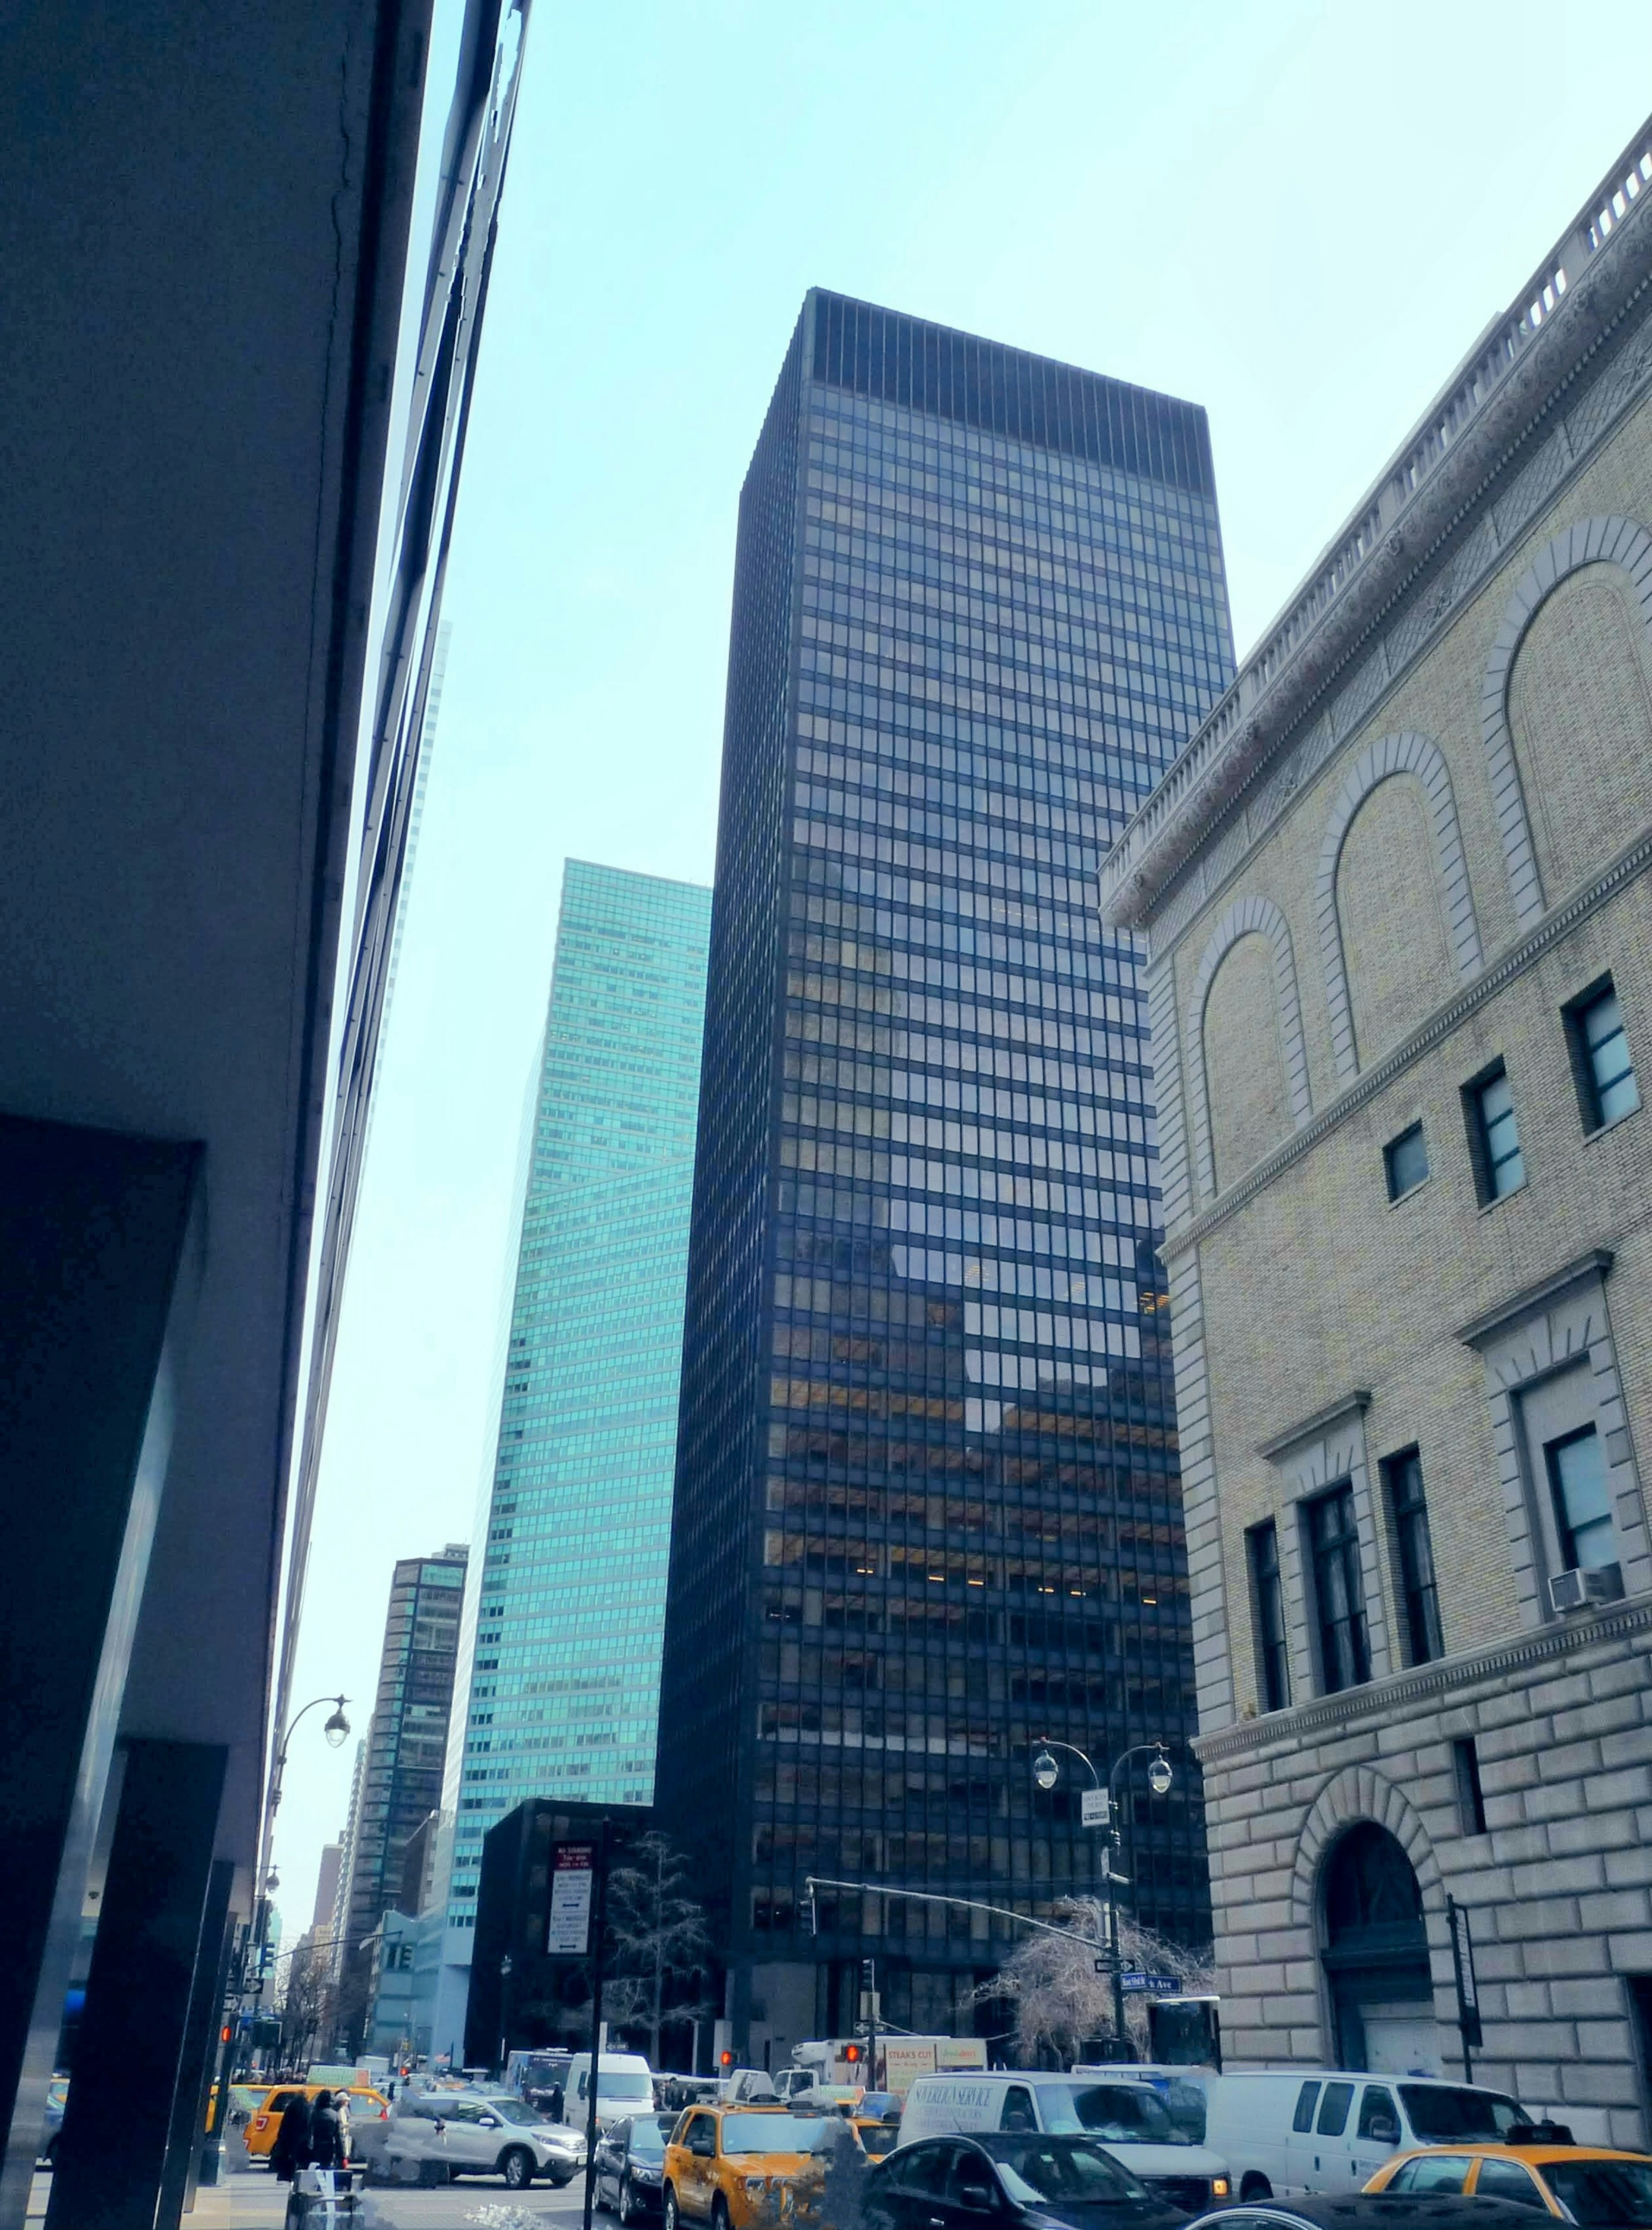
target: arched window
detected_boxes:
[1319,1824,1436,2073]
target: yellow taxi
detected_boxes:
[1364,2124,1652,2218]
[243,2083,389,2161]
[663,2105,841,2230]
[851,2116,900,2161]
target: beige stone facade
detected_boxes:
[1102,124,1652,2140]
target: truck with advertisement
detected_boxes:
[787,2036,988,2098]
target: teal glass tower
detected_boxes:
[446,860,712,1928]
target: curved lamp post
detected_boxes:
[1031,1737,1174,2057]
[255,1694,351,1964]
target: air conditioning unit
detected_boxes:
[1550,1563,1623,1614]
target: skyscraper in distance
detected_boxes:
[336,1543,467,2049]
[657,291,1235,2063]
[443,862,712,1930]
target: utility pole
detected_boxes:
[861,1958,879,2091]
[582,1822,611,2230]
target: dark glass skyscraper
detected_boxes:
[658,291,1234,2061]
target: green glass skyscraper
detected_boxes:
[445,860,712,1933]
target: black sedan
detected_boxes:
[865,2133,1190,2230]
[595,2113,678,2224]
[1182,2198,1557,2230]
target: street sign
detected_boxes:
[547,1841,597,1956]
[1120,1971,1180,1995]
[1081,1789,1111,1829]
[1094,1959,1108,1974]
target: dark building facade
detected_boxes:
[339,1546,468,2049]
[658,291,1235,2062]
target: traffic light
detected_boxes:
[720,2050,734,2070]
[843,2043,860,2064]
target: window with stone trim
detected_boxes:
[1305,1484,1370,1695]
[1463,1062,1524,1204]
[1384,1449,1443,1665]
[1566,977,1640,1133]
[1247,1518,1290,1713]
[1546,1423,1615,1573]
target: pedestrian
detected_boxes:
[269,2090,313,2183]
[308,2089,346,2172]
[548,2080,565,2125]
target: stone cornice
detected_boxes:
[1160,821,1652,1259]
[1257,1390,1372,1461]
[1193,1587,1652,1765]
[1100,124,1652,932]
[1458,1248,1615,1347]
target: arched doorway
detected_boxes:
[1319,1823,1440,2074]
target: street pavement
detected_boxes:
[26,2163,599,2228]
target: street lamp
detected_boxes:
[1030,1738,1177,2060]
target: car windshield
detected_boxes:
[1038,2082,1191,2145]
[721,2115,831,2155]
[1542,2161,1652,2226]
[484,2097,540,2127]
[983,2135,1150,2204]
[1399,2087,1524,2142]
[859,2125,899,2158]
[629,2123,668,2159]
[601,2075,655,2102]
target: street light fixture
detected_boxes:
[324,1701,352,1749]
[1029,1736,1180,2061]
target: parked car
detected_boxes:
[1090,2068,1529,2202]
[898,2071,1230,2215]
[1182,2196,1559,2230]
[595,2111,681,2222]
[866,2131,1189,2230]
[663,2106,837,2230]
[381,2085,586,2190]
[1364,2128,1652,2218]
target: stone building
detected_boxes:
[1100,121,1652,2141]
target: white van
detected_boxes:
[897,2071,1231,2213]
[1092,2067,1528,2199]
[566,2051,656,2133]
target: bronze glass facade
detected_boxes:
[659,291,1234,2042]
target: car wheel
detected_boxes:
[501,2147,536,2190]
[712,2197,732,2230]
[1240,2176,1273,2202]
[663,2185,681,2230]
[619,2173,636,2225]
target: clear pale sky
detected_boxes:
[272,0,1652,1939]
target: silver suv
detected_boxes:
[385,2087,587,2190]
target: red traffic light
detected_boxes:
[720,2050,734,2067]
[220,2026,232,2044]
[844,2044,860,2063]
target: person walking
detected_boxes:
[268,2090,314,2183]
[307,2089,345,2172]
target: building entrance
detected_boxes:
[1319,1824,1440,2074]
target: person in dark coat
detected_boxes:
[269,2090,314,2183]
[308,2090,345,2171]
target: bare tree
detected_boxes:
[978,1900,1213,2066]
[603,1833,713,2065]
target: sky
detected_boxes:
[271,0,1652,1937]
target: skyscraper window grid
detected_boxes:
[660,291,1235,2048]
[446,861,712,1931]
